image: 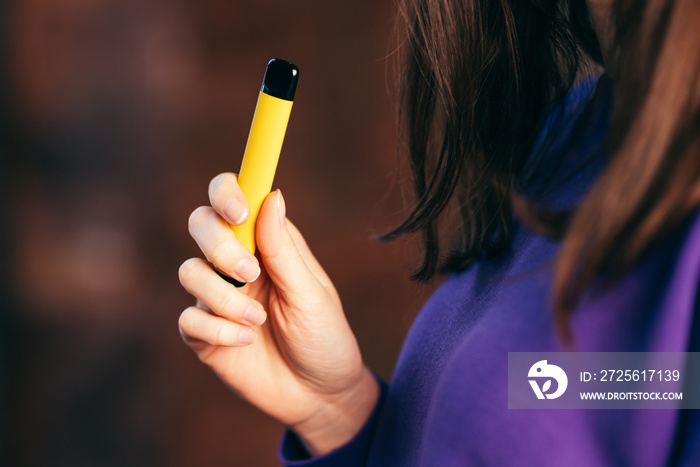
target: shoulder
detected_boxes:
[572,207,700,352]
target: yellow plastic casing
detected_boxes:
[231,91,293,253]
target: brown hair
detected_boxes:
[385,0,700,341]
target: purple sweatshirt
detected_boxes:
[278,75,700,466]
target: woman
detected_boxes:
[178,0,700,465]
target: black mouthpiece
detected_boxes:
[261,59,299,101]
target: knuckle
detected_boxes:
[188,206,211,233]
[216,290,236,317]
[261,246,282,263]
[178,258,200,286]
[208,172,237,197]
[178,307,197,333]
[209,239,234,269]
[261,230,296,262]
[267,236,298,263]
[213,320,230,345]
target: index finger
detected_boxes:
[208,172,250,226]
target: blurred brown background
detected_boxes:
[0,1,436,466]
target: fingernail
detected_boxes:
[239,328,257,345]
[234,258,261,282]
[225,198,248,225]
[276,190,286,224]
[243,303,267,326]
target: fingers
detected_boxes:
[255,190,322,296]
[179,306,258,347]
[179,258,267,326]
[208,172,250,226]
[188,206,261,283]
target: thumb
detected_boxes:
[256,190,320,296]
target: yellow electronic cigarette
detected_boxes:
[219,58,299,286]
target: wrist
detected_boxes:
[291,366,380,456]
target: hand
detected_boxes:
[178,173,379,455]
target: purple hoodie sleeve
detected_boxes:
[277,375,388,466]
